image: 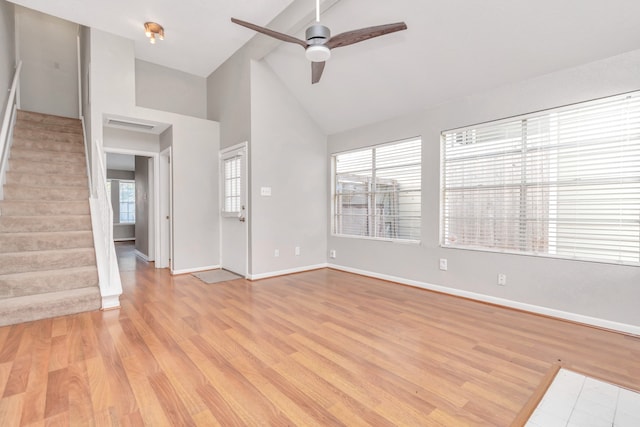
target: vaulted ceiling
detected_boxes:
[8,0,640,134]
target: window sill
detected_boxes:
[331,233,421,246]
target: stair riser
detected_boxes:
[0,248,96,275]
[0,232,94,253]
[17,110,80,124]
[13,128,83,143]
[0,287,101,327]
[13,137,84,154]
[0,216,91,233]
[9,159,86,175]
[3,185,89,201]
[0,268,98,298]
[0,200,90,216]
[5,172,87,188]
[11,148,86,165]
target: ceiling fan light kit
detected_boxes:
[306,45,331,62]
[231,4,406,84]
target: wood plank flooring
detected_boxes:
[0,243,639,426]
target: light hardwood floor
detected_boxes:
[0,243,639,426]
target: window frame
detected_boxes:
[440,91,640,266]
[331,137,422,244]
[221,152,243,217]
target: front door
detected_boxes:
[220,143,248,277]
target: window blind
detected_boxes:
[441,92,640,265]
[333,138,421,241]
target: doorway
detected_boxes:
[104,147,168,268]
[158,147,172,269]
[219,143,248,277]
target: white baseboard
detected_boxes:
[171,264,221,275]
[134,249,149,261]
[248,263,329,280]
[328,263,640,337]
[101,294,121,310]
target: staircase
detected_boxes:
[0,110,101,326]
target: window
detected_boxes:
[333,137,421,241]
[119,181,136,223]
[441,92,640,265]
[223,155,242,213]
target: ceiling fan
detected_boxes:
[231,0,407,84]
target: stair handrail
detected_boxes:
[81,118,122,309]
[0,61,22,199]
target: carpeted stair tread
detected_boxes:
[14,120,83,134]
[12,127,83,144]
[0,214,91,232]
[0,200,89,216]
[4,171,87,187]
[0,286,101,327]
[12,137,85,153]
[10,147,86,164]
[17,110,81,125]
[0,266,98,298]
[0,247,96,275]
[9,158,86,175]
[3,184,89,201]
[0,231,94,253]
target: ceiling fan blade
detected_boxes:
[326,22,407,49]
[311,61,326,84]
[231,18,307,49]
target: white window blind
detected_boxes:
[333,138,421,241]
[441,92,640,265]
[223,156,241,213]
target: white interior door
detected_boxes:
[220,143,248,276]
[158,147,172,269]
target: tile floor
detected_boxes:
[526,369,640,427]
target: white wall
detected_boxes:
[0,0,15,118]
[206,51,252,149]
[103,126,160,152]
[79,25,91,145]
[159,127,171,151]
[135,59,207,119]
[250,60,327,275]
[327,49,640,330]
[134,155,150,256]
[15,6,78,118]
[89,29,220,273]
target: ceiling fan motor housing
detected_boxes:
[306,24,330,45]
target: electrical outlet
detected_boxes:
[497,273,507,286]
[295,246,300,256]
[274,249,279,257]
[329,249,336,259]
[439,258,448,271]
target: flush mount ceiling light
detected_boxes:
[144,22,164,44]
